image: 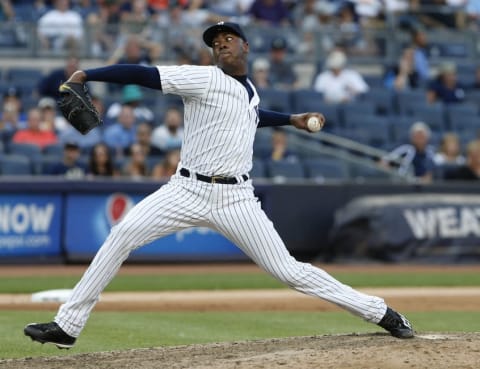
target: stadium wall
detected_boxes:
[0,179,478,263]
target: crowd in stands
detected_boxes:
[0,0,480,182]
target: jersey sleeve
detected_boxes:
[157,65,212,98]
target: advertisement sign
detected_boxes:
[64,193,247,261]
[0,195,62,257]
[329,194,480,262]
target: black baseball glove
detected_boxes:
[58,82,103,135]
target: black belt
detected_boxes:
[180,168,248,184]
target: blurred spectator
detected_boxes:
[155,1,222,62]
[410,27,430,85]
[37,97,69,132]
[103,105,137,158]
[427,62,466,104]
[382,121,435,182]
[37,0,84,53]
[206,0,254,16]
[0,0,14,21]
[72,0,99,19]
[293,0,336,57]
[86,0,122,57]
[87,142,119,177]
[105,84,155,124]
[1,87,26,127]
[250,58,271,89]
[152,107,184,151]
[119,0,154,34]
[38,56,80,99]
[132,122,164,156]
[444,139,480,180]
[248,0,290,26]
[121,142,149,178]
[12,108,58,149]
[268,37,298,90]
[266,129,298,162]
[383,47,420,91]
[433,132,465,165]
[196,48,213,66]
[48,141,87,178]
[334,1,367,54]
[151,148,181,180]
[0,99,19,146]
[416,0,462,28]
[466,0,480,29]
[107,34,161,65]
[313,49,369,103]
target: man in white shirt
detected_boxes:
[313,49,369,104]
[37,0,83,52]
[151,106,184,152]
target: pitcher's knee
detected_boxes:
[269,260,310,287]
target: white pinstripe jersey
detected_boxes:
[157,65,260,177]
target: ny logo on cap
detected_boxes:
[217,21,224,25]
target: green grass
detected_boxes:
[3,310,480,359]
[1,271,480,294]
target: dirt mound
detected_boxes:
[2,333,479,369]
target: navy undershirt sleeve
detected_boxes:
[84,65,162,90]
[258,109,291,128]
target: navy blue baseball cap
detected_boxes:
[203,22,247,47]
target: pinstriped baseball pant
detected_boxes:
[55,174,387,337]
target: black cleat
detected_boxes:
[378,307,414,339]
[24,322,76,349]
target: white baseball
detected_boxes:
[307,116,321,132]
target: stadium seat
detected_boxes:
[445,103,478,130]
[291,90,341,128]
[8,143,42,159]
[266,160,305,181]
[342,102,377,128]
[303,158,349,181]
[349,162,391,181]
[250,158,267,178]
[395,89,428,115]
[43,143,64,156]
[37,154,61,175]
[408,103,446,132]
[257,88,292,113]
[361,87,395,116]
[341,117,391,148]
[6,68,43,83]
[449,114,479,135]
[0,154,32,175]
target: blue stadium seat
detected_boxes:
[37,154,61,175]
[445,103,478,130]
[0,154,32,175]
[257,88,292,113]
[342,102,377,127]
[266,160,305,180]
[449,114,479,134]
[291,90,341,128]
[408,103,446,132]
[8,143,42,159]
[250,158,267,178]
[361,87,395,116]
[303,158,349,181]
[43,143,64,157]
[395,89,428,115]
[341,116,391,148]
[349,163,391,181]
[6,68,43,83]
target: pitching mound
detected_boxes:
[3,333,479,369]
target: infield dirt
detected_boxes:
[2,333,479,369]
[1,264,479,368]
